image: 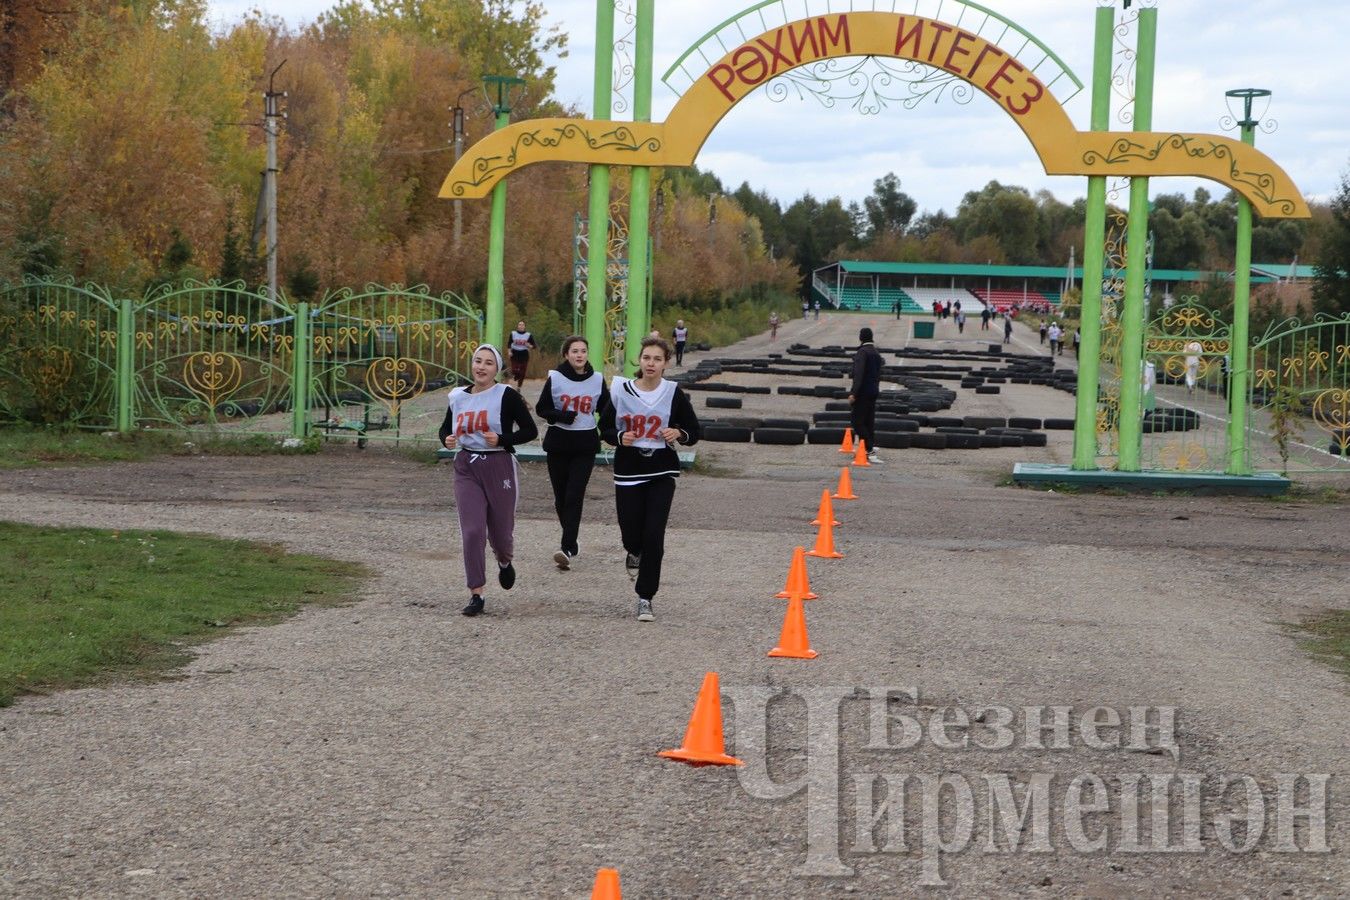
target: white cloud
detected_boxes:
[210,0,1350,212]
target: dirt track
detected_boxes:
[1,313,1346,897]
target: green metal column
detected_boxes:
[1071,5,1116,470]
[291,302,310,438]
[1227,103,1260,474]
[623,0,654,376]
[116,296,134,432]
[587,1,615,365]
[485,107,510,353]
[1116,6,1157,472]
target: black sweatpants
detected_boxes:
[850,397,877,455]
[547,451,595,556]
[615,476,677,600]
[674,341,686,366]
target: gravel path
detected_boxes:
[1,313,1346,897]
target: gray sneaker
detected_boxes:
[636,597,655,622]
[625,552,641,580]
[553,550,573,571]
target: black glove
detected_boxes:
[561,410,578,424]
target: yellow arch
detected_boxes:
[439,11,1308,219]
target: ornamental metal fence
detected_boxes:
[0,277,481,443]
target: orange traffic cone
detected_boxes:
[852,438,870,467]
[810,488,840,527]
[768,594,818,659]
[838,427,854,454]
[658,672,743,766]
[591,868,621,899]
[832,467,858,501]
[806,515,844,559]
[775,545,819,600]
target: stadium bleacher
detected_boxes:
[904,286,983,312]
[973,289,1061,313]
[836,284,926,314]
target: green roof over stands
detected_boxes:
[832,260,1291,283]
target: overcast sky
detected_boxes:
[206,0,1350,215]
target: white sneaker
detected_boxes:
[867,452,883,464]
[553,550,573,571]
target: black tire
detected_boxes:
[807,427,846,445]
[927,416,963,428]
[999,435,1025,447]
[935,426,980,435]
[824,401,852,412]
[760,418,810,431]
[1043,418,1075,430]
[702,425,751,442]
[754,427,806,445]
[876,419,919,433]
[963,416,1006,430]
[1009,417,1042,430]
[978,434,1004,448]
[706,396,742,409]
[722,417,763,430]
[1021,432,1048,447]
[975,385,1001,394]
[910,432,948,450]
[946,433,981,449]
[875,431,913,449]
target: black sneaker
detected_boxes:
[625,552,641,580]
[462,594,484,617]
[636,597,655,622]
[498,562,516,591]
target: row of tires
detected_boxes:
[701,424,1049,449]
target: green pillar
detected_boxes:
[1226,92,1264,474]
[485,107,510,353]
[291,302,309,438]
[1115,6,1157,472]
[116,296,134,432]
[587,1,615,367]
[623,0,654,376]
[1071,5,1116,470]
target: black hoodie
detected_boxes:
[535,362,611,454]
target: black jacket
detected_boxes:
[598,382,700,483]
[534,363,610,455]
[437,385,538,452]
[851,343,883,400]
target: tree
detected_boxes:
[862,172,916,239]
[953,181,1038,264]
[1311,167,1350,316]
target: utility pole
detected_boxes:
[264,60,287,303]
[451,88,473,249]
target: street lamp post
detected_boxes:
[1224,87,1271,475]
[482,75,526,353]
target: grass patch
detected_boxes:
[0,521,366,707]
[0,426,320,470]
[1291,609,1350,678]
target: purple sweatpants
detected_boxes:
[453,450,519,589]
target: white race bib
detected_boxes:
[611,377,676,450]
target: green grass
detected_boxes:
[0,522,366,707]
[1292,610,1350,677]
[0,426,320,469]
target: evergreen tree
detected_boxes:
[1311,168,1350,316]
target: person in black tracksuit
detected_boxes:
[598,337,700,622]
[850,327,883,463]
[535,335,610,570]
